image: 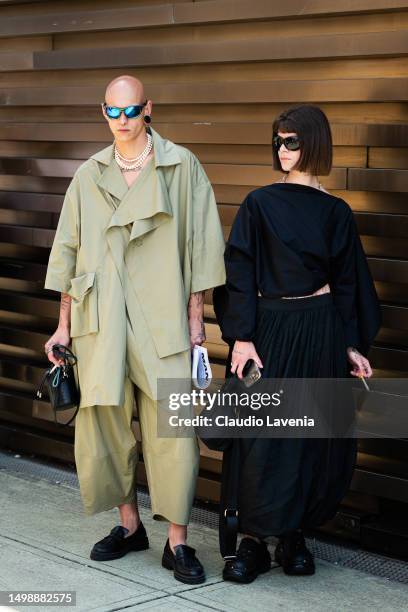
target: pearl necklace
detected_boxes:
[114,133,153,172]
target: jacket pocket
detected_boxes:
[68,271,99,337]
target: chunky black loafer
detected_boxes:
[223,537,271,584]
[162,539,205,584]
[90,522,149,561]
[274,530,315,575]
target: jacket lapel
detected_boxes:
[105,160,173,240]
[92,144,128,203]
[91,127,182,246]
[130,170,175,242]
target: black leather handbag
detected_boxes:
[195,374,241,452]
[196,359,262,452]
[35,344,80,426]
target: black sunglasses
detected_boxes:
[272,135,301,151]
[102,101,147,119]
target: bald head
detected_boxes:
[105,75,146,106]
[102,75,152,143]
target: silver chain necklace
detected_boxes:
[114,133,153,172]
[281,174,322,190]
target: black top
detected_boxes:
[213,182,382,357]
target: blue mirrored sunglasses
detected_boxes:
[102,101,147,119]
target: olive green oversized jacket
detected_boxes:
[44,126,226,408]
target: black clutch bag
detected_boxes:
[196,359,262,452]
[35,343,80,426]
[196,375,240,452]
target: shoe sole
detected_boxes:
[222,562,271,584]
[281,564,315,576]
[275,552,315,576]
[162,555,206,584]
[90,540,149,561]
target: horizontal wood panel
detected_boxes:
[0,422,74,464]
[0,225,53,247]
[1,1,407,38]
[0,4,173,38]
[0,156,347,187]
[0,34,51,52]
[0,208,53,228]
[0,290,58,318]
[367,258,408,284]
[0,175,69,194]
[22,31,408,72]
[369,147,408,169]
[349,168,408,192]
[0,142,367,167]
[175,0,408,25]
[2,57,408,90]
[0,123,407,147]
[207,165,346,187]
[381,305,408,331]
[0,191,62,212]
[355,213,408,238]
[0,0,49,5]
[53,13,408,51]
[1,102,404,126]
[1,78,408,106]
[0,50,33,70]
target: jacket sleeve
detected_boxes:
[213,195,258,344]
[44,177,80,294]
[190,155,226,293]
[329,200,381,357]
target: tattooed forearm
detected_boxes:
[189,319,206,345]
[58,293,72,330]
[188,291,206,344]
[188,291,205,320]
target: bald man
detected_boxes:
[43,75,226,583]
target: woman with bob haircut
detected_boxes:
[213,104,381,583]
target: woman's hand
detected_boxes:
[231,340,263,379]
[44,326,71,366]
[347,346,373,378]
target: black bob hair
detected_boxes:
[272,104,333,176]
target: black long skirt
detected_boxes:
[222,292,358,539]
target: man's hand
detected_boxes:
[189,319,206,348]
[347,346,373,378]
[44,292,72,366]
[231,340,263,379]
[44,326,71,366]
[188,290,205,348]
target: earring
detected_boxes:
[144,115,151,124]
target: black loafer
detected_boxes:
[274,530,315,575]
[223,537,271,584]
[90,522,149,561]
[162,539,205,584]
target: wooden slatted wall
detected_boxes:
[0,0,408,519]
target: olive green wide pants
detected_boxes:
[74,314,200,525]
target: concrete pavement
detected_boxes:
[1,467,408,612]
